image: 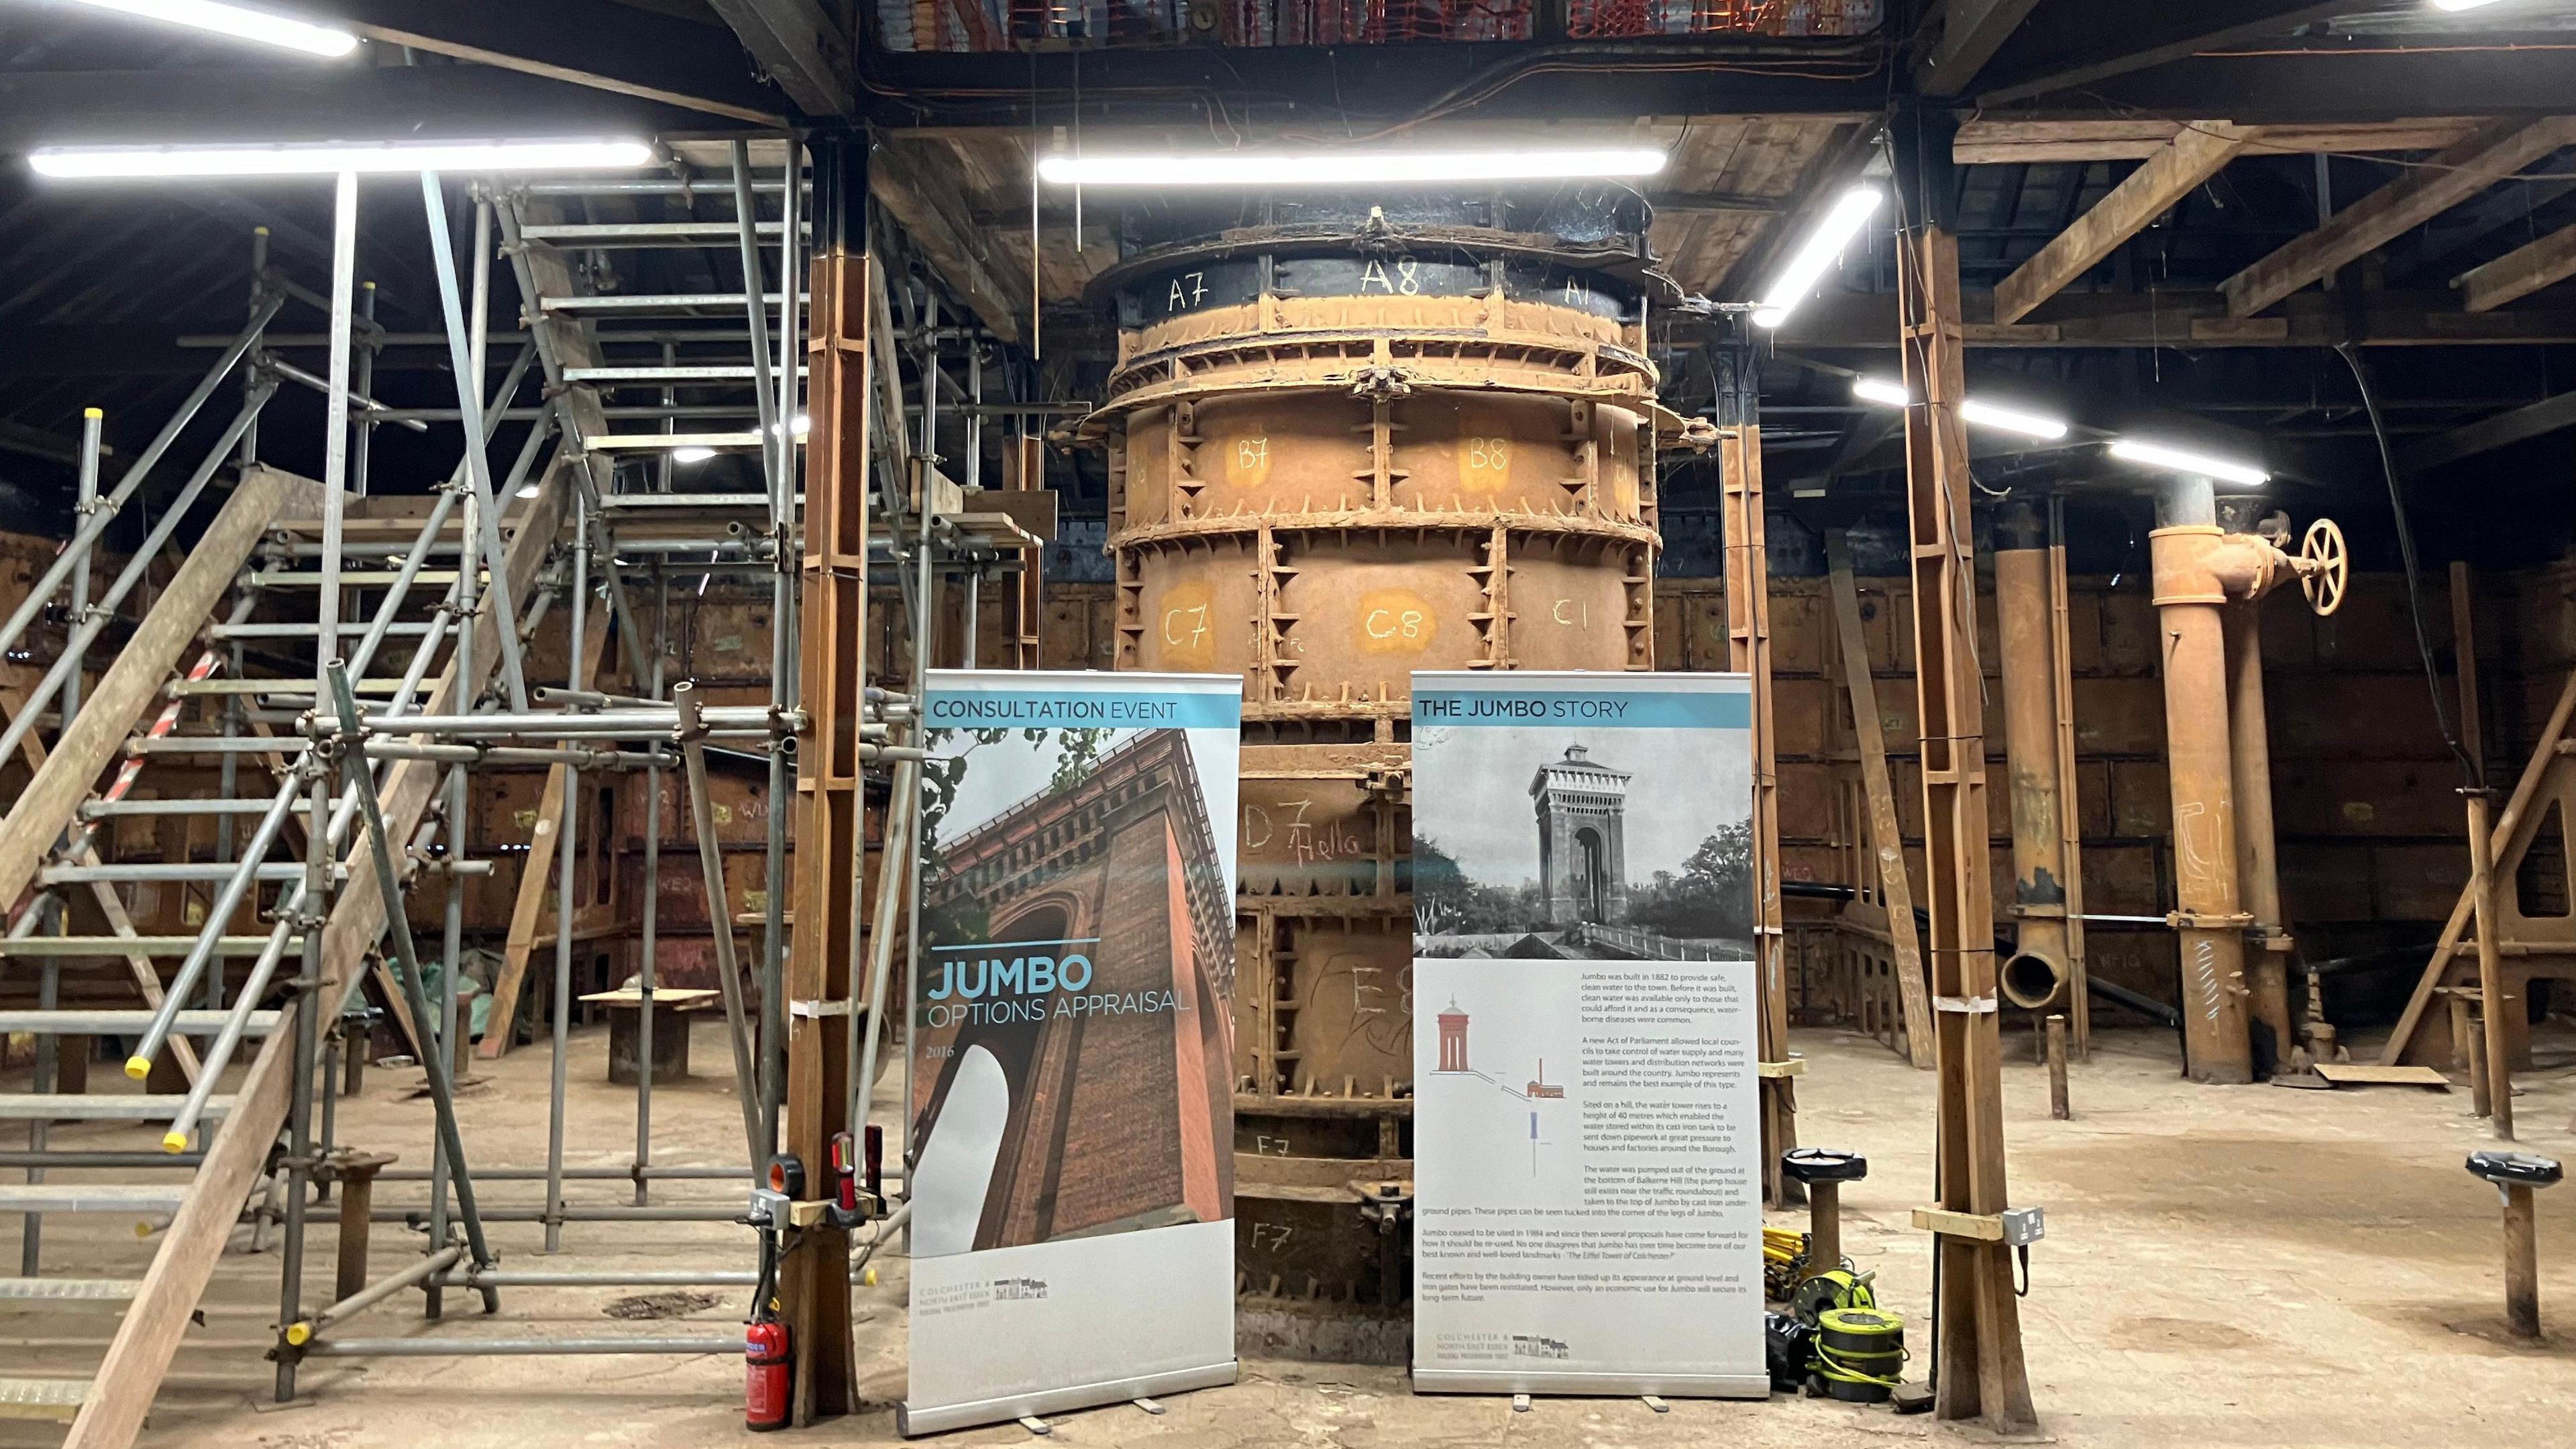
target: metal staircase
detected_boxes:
[0,324,567,1434]
[2,146,803,1444]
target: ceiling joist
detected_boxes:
[333,0,788,126]
[1992,121,2258,325]
[1915,0,2047,99]
[2220,115,2576,319]
[2455,221,2576,314]
[703,0,855,119]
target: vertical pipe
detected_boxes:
[2225,602,2294,1071]
[63,409,101,736]
[547,494,590,1251]
[421,172,531,711]
[22,926,57,1275]
[2149,475,2254,1083]
[1995,500,2072,1015]
[279,166,359,1403]
[637,573,668,1205]
[757,144,798,1158]
[241,225,268,471]
[351,282,378,498]
[2046,495,2091,1057]
[731,140,782,495]
[429,429,484,1311]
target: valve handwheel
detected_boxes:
[2298,517,2348,617]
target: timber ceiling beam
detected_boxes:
[2399,390,2576,474]
[1953,117,2477,166]
[1916,0,2046,98]
[1776,288,2576,349]
[871,140,1024,343]
[704,0,855,118]
[2221,116,2576,318]
[1992,121,2257,325]
[325,0,788,125]
[2455,219,2576,313]
[1974,1,2355,107]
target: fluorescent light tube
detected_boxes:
[1752,184,1881,329]
[672,447,717,464]
[515,482,543,500]
[1850,377,2069,440]
[2431,0,2506,11]
[1034,148,1668,189]
[2109,439,2268,486]
[1961,398,2069,441]
[31,139,654,180]
[64,0,357,56]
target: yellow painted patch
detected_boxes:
[1221,427,1273,490]
[1157,580,1219,671]
[1355,589,1438,655]
[1456,417,1514,494]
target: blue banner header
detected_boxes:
[1413,689,1750,730]
[922,690,1241,731]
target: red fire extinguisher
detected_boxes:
[745,1315,791,1432]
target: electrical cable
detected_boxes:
[2333,341,2481,791]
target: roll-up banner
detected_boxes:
[900,671,1244,1436]
[1408,670,1768,1399]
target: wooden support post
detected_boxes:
[1826,532,1934,1069]
[1714,350,1796,1202]
[1008,432,1045,669]
[2503,1183,2541,1339]
[780,133,870,1426]
[2045,1015,2070,1120]
[2450,993,2492,1116]
[329,1152,393,1305]
[2452,561,2484,780]
[2467,792,2515,1141]
[1897,213,2036,1430]
[1807,1180,1842,1277]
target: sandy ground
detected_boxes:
[6,1018,2575,1449]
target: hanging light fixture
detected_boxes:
[1752,185,1882,329]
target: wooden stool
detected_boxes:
[578,987,717,1085]
[323,1148,400,1305]
[2467,1149,2562,1340]
[1782,1148,1869,1279]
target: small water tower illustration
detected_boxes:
[1437,999,1470,1073]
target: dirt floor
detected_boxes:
[7,1017,2575,1449]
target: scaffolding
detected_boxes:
[0,131,1057,1443]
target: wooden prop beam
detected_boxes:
[1825,535,1935,1069]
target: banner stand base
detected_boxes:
[1409,1370,1770,1399]
[899,1360,1238,1438]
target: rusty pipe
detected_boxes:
[2220,506,2296,1071]
[1995,500,2071,1011]
[2150,476,2256,1083]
